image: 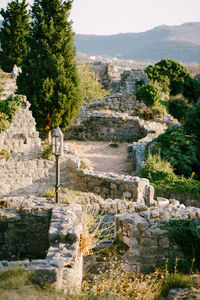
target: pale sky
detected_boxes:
[1,0,200,35]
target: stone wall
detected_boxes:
[64,111,167,143]
[0,197,83,293]
[80,93,145,115]
[0,97,41,158]
[119,70,150,94]
[0,97,67,197]
[115,201,200,273]
[66,157,154,205]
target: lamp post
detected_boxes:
[52,126,63,203]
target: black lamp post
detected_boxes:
[52,126,63,203]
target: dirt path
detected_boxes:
[65,140,133,175]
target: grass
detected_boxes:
[0,262,197,300]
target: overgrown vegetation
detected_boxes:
[0,95,23,132]
[141,154,200,199]
[78,64,109,104]
[161,219,200,273]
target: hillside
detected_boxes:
[75,22,200,63]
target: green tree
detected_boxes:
[183,78,200,104]
[79,64,109,104]
[17,0,83,136]
[0,0,30,72]
[145,59,191,95]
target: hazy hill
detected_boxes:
[75,22,200,63]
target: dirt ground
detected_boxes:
[65,140,133,175]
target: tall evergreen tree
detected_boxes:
[0,0,30,72]
[17,0,83,135]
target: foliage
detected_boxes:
[41,142,52,159]
[145,59,191,95]
[17,0,83,134]
[140,153,175,182]
[0,95,23,132]
[184,103,200,141]
[161,219,200,272]
[151,126,200,179]
[155,272,193,300]
[183,77,200,104]
[136,83,161,106]
[141,154,200,199]
[167,98,191,123]
[80,159,93,170]
[78,64,109,104]
[0,0,30,72]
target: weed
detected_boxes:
[80,159,93,170]
[0,149,10,160]
[41,142,52,159]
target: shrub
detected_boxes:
[183,77,200,104]
[140,153,174,182]
[167,98,191,123]
[184,103,200,141]
[136,83,161,106]
[151,126,200,179]
[141,154,200,199]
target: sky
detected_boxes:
[1,0,200,35]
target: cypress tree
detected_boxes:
[0,0,30,72]
[17,0,83,135]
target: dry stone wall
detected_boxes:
[66,156,154,205]
[115,200,200,273]
[80,92,145,115]
[0,97,41,158]
[0,97,67,197]
[0,197,83,293]
[64,111,167,143]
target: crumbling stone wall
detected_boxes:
[0,197,83,293]
[0,97,41,158]
[64,112,166,143]
[0,97,67,197]
[80,93,145,115]
[119,70,150,94]
[66,157,154,205]
[115,201,200,273]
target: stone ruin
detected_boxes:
[0,197,82,292]
[0,85,199,293]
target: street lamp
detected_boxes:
[52,126,63,203]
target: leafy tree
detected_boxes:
[17,0,83,135]
[0,0,30,72]
[145,59,191,95]
[79,64,109,104]
[136,83,161,107]
[184,103,200,141]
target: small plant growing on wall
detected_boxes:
[0,149,10,160]
[41,143,52,159]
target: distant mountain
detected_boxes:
[75,22,200,63]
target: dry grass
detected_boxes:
[80,212,114,256]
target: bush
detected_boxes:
[167,98,191,123]
[151,126,200,179]
[183,78,200,104]
[41,143,52,159]
[184,103,200,141]
[136,83,161,106]
[141,154,200,199]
